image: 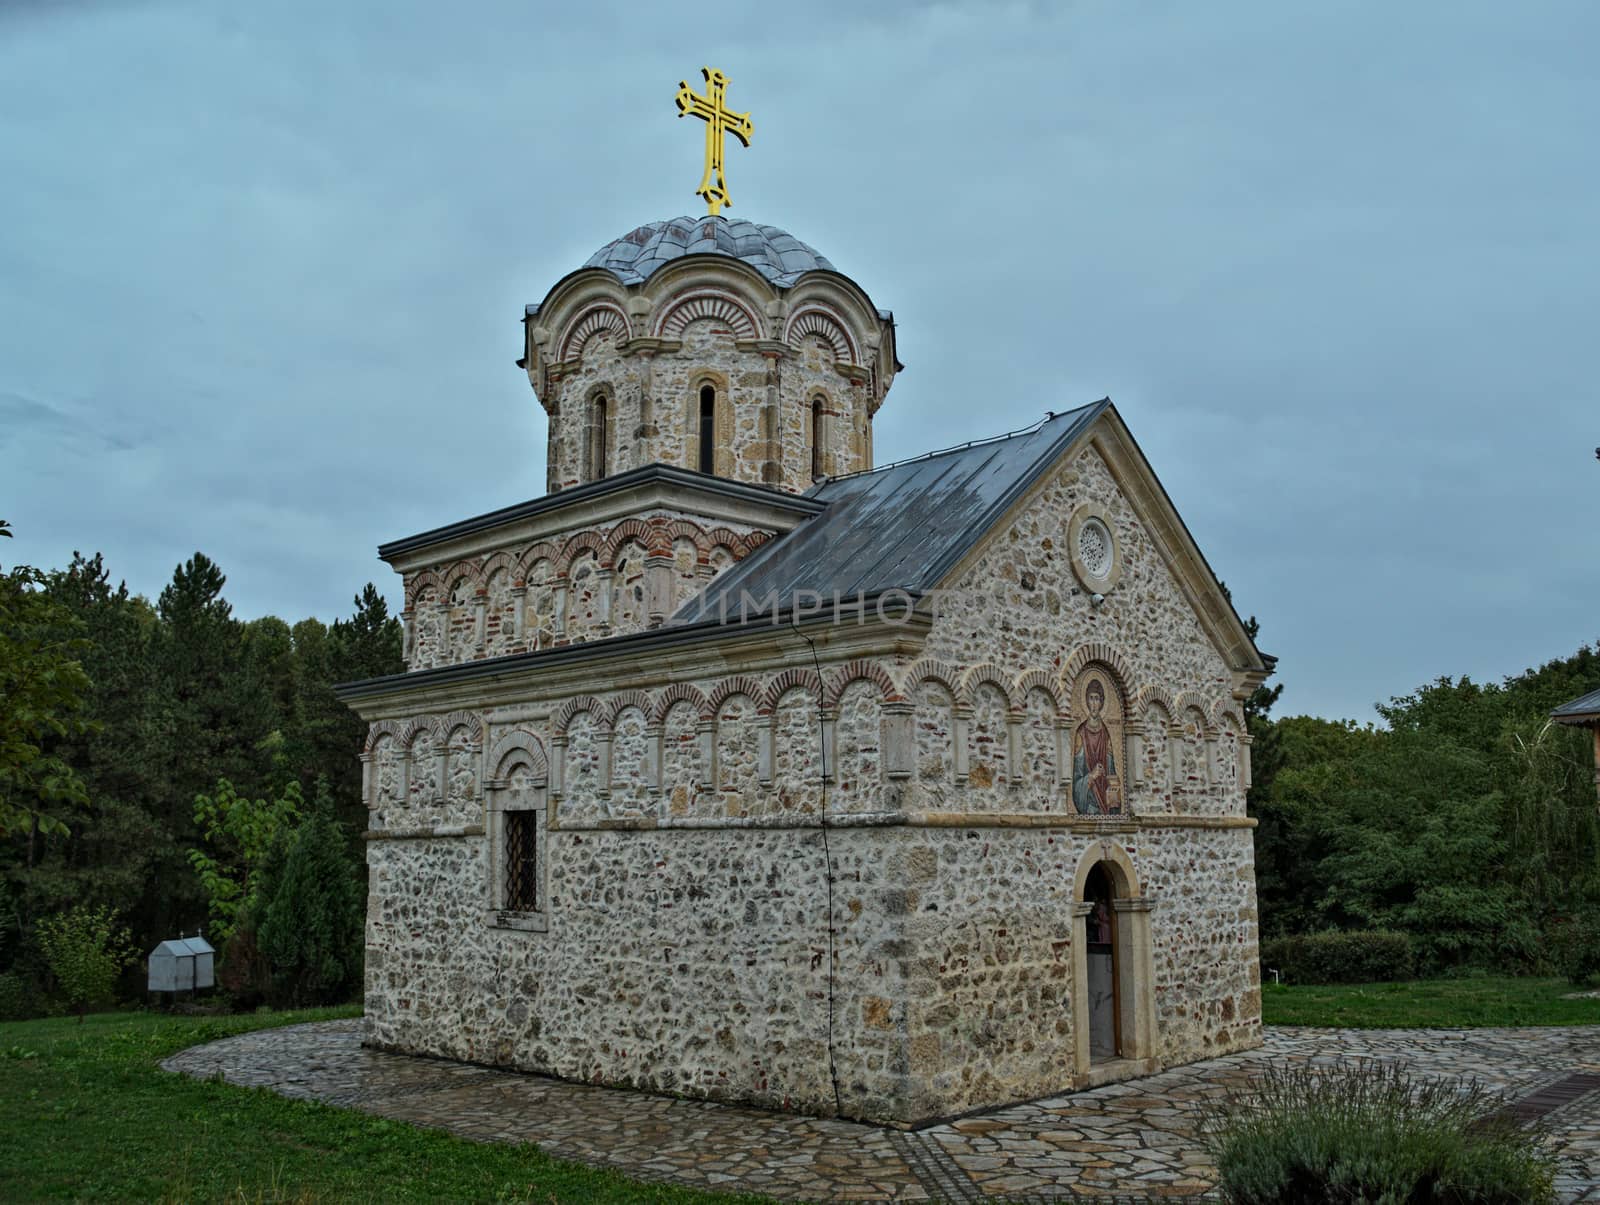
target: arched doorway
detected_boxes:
[1084,862,1120,1061]
[1071,843,1160,1084]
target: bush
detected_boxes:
[35,904,137,1021]
[1204,1061,1556,1204]
[0,970,40,1021]
[216,925,273,1010]
[1260,929,1414,985]
[1549,914,1600,987]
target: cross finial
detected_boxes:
[675,66,753,217]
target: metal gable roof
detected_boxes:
[671,401,1108,623]
[1553,686,1600,721]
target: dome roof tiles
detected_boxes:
[582,216,836,288]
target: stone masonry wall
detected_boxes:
[895,824,1260,1120]
[545,323,872,495]
[362,434,1263,1124]
[402,509,772,670]
[365,824,911,1119]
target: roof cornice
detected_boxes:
[335,598,930,720]
[377,464,821,567]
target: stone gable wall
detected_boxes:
[916,442,1249,819]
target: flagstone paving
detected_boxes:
[164,1022,1600,1202]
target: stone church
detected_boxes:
[336,213,1273,1126]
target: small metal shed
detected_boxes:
[147,934,215,992]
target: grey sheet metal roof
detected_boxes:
[1553,686,1600,722]
[151,936,213,957]
[671,402,1109,623]
[376,464,821,561]
[581,216,836,288]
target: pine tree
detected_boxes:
[256,779,363,1007]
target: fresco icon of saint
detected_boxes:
[1071,668,1124,815]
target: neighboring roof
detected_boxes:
[579,216,836,289]
[377,464,822,562]
[1553,686,1600,723]
[152,937,214,957]
[671,403,1108,622]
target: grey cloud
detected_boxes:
[0,0,1595,721]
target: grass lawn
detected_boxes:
[1263,976,1600,1028]
[0,1007,770,1204]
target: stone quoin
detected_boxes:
[335,212,1274,1126]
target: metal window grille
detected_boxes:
[504,810,539,912]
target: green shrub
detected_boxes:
[1549,914,1600,987]
[0,970,40,1021]
[1204,1061,1556,1204]
[35,904,137,1021]
[1260,929,1414,985]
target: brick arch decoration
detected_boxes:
[957,663,1018,711]
[761,669,824,713]
[488,727,549,782]
[556,530,607,575]
[1214,703,1246,733]
[654,290,760,340]
[405,569,443,610]
[363,720,407,756]
[651,682,711,725]
[604,690,656,729]
[1013,669,1064,716]
[659,518,712,558]
[708,675,770,716]
[1172,693,1215,733]
[1140,699,1175,732]
[399,717,435,754]
[479,550,518,585]
[1060,642,1139,704]
[901,658,962,698]
[442,563,485,596]
[512,541,563,583]
[558,302,630,361]
[550,695,604,738]
[1133,684,1177,719]
[702,527,753,558]
[432,710,484,745]
[601,519,656,564]
[824,661,901,710]
[784,305,857,363]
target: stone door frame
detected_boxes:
[1071,841,1160,1084]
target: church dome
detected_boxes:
[584,216,836,288]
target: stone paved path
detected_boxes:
[163,1022,1600,1202]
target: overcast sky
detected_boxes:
[2,1,1595,721]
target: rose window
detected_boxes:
[1079,518,1113,580]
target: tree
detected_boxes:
[0,521,94,841]
[35,903,136,1021]
[188,778,303,942]
[256,780,362,1007]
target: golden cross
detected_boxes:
[675,67,753,217]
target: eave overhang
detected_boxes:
[377,463,822,571]
[335,594,931,720]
